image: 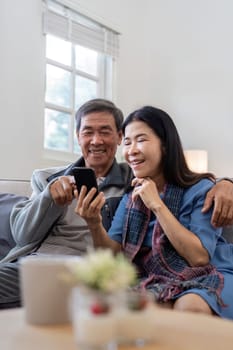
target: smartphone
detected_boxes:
[72,167,98,199]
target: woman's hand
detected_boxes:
[131,177,163,213]
[74,186,105,226]
[74,186,119,252]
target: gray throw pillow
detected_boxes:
[222,225,233,243]
[0,193,28,259]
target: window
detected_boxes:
[42,0,119,160]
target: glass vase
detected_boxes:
[71,286,117,350]
[115,289,155,346]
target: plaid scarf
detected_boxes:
[122,184,224,305]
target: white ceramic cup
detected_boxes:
[19,255,81,325]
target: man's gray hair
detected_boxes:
[75,99,124,131]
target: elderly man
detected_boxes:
[0,98,232,308]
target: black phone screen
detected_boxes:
[72,167,98,198]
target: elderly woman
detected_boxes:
[75,105,233,319]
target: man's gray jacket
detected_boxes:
[1,158,132,263]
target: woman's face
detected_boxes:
[123,120,164,182]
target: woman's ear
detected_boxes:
[162,145,166,156]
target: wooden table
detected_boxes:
[1,307,233,350]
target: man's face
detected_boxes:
[77,111,122,176]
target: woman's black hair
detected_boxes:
[122,106,215,187]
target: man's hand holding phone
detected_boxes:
[73,167,105,225]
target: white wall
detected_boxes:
[0,0,45,179]
[0,0,232,179]
[145,0,233,177]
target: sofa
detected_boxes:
[0,179,32,259]
[0,178,232,260]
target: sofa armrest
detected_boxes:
[0,179,32,197]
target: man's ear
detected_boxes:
[76,130,80,145]
[118,130,123,145]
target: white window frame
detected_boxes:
[42,0,119,162]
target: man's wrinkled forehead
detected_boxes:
[79,111,117,131]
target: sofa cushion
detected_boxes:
[0,193,28,259]
[222,225,233,243]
